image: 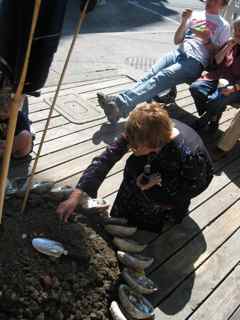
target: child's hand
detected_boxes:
[181,9,192,24]
[136,173,162,191]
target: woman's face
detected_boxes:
[130,145,161,156]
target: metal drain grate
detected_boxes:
[125,56,157,71]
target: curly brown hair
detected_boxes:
[125,102,173,150]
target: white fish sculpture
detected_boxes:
[32,238,68,258]
[31,181,55,194]
[81,197,108,210]
[113,238,146,253]
[49,186,73,200]
[122,269,158,295]
[118,284,155,320]
[117,251,154,271]
[110,301,128,320]
[104,225,137,237]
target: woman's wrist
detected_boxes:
[69,188,82,201]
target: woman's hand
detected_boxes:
[221,85,235,96]
[56,189,82,223]
[136,173,162,191]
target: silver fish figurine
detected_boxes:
[118,284,155,319]
[113,237,146,253]
[102,217,128,226]
[117,251,154,271]
[31,181,55,194]
[104,225,137,238]
[49,186,73,200]
[122,268,158,295]
[32,238,68,258]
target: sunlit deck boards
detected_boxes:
[15,72,240,319]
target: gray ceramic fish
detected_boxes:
[118,284,155,319]
[113,237,146,253]
[102,217,128,226]
[32,238,68,258]
[31,181,55,194]
[104,224,137,237]
[117,251,154,271]
[122,268,158,295]
[49,186,73,200]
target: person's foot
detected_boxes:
[153,87,177,104]
[97,93,121,124]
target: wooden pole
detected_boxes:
[0,0,42,224]
[21,0,91,214]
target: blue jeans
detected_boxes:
[190,79,240,119]
[115,49,203,116]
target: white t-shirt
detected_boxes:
[179,11,230,67]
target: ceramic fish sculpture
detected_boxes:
[117,251,154,271]
[32,238,68,258]
[118,284,155,319]
[49,186,73,200]
[122,268,158,295]
[113,237,146,253]
[104,224,137,237]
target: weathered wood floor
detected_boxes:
[11,73,240,319]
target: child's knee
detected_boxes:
[14,130,33,157]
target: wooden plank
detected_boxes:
[39,74,124,95]
[33,150,128,183]
[31,116,69,132]
[189,265,240,320]
[33,120,126,155]
[34,118,107,144]
[146,174,240,272]
[29,109,60,123]
[153,203,240,319]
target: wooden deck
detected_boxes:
[11,72,240,319]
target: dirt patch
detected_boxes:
[0,195,120,320]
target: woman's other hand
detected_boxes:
[56,189,82,223]
[136,173,162,191]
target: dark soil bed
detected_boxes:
[0,195,120,320]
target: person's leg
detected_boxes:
[116,56,203,115]
[12,130,33,159]
[218,109,240,152]
[98,53,203,123]
[189,79,218,116]
[206,91,240,131]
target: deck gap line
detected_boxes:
[148,196,240,276]
[34,121,71,134]
[154,225,240,307]
[31,114,60,124]
[185,261,240,319]
[227,303,240,320]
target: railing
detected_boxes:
[223,0,240,23]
